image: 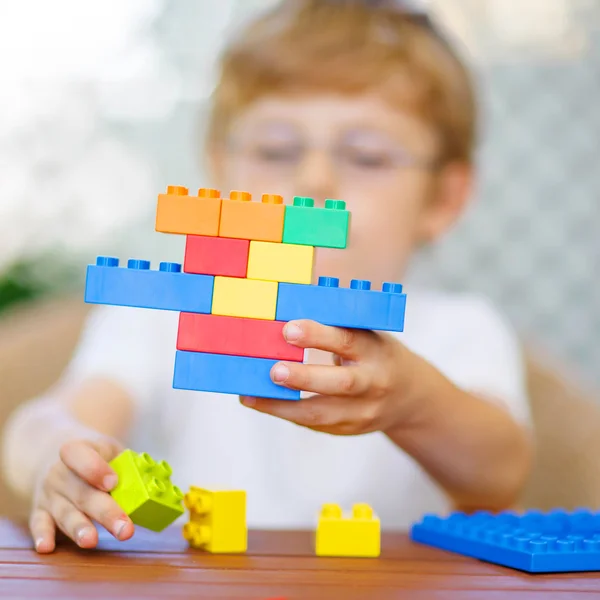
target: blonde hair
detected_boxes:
[208,0,477,164]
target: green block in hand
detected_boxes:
[109,449,184,532]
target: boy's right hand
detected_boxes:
[30,438,135,553]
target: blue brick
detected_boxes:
[411,509,600,573]
[173,351,300,401]
[276,277,406,331]
[85,256,214,313]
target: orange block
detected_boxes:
[156,186,222,236]
[218,191,285,242]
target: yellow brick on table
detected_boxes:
[109,450,184,532]
[183,487,247,553]
[247,240,314,284]
[315,503,380,557]
[211,275,278,320]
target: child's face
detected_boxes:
[211,93,472,287]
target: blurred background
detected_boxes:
[0,0,599,514]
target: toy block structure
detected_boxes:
[411,509,600,573]
[173,351,300,400]
[247,241,314,284]
[283,197,350,248]
[183,486,247,553]
[219,192,286,242]
[177,313,304,361]
[156,186,222,236]
[212,276,279,320]
[277,277,406,331]
[109,449,184,532]
[86,186,406,400]
[315,503,380,557]
[85,257,214,313]
[184,235,249,278]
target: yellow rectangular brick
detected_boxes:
[247,241,314,285]
[183,487,247,553]
[315,504,380,557]
[211,276,278,320]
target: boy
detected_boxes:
[2,0,532,553]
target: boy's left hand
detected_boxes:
[240,320,418,435]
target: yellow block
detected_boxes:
[247,241,314,284]
[211,276,278,320]
[315,503,380,557]
[183,487,247,553]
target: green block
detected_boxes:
[283,197,350,249]
[109,449,184,532]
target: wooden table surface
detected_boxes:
[1,519,599,599]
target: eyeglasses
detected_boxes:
[227,124,439,183]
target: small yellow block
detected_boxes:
[183,487,247,553]
[247,241,314,284]
[211,276,278,320]
[315,503,380,557]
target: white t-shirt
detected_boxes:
[62,289,530,530]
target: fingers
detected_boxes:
[283,320,378,361]
[90,437,125,462]
[31,437,132,553]
[270,361,370,397]
[50,492,98,549]
[241,394,378,434]
[60,469,134,542]
[29,508,56,554]
[60,440,119,492]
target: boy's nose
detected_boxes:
[293,148,338,207]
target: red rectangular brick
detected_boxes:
[184,235,249,278]
[177,313,304,362]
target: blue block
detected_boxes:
[85,256,214,313]
[411,509,600,573]
[173,351,300,401]
[276,277,406,331]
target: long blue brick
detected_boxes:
[173,351,300,400]
[276,277,406,331]
[411,509,600,573]
[85,256,214,313]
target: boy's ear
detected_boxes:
[419,161,475,242]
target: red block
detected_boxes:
[177,313,305,362]
[184,235,249,277]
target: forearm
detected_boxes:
[2,398,91,501]
[2,378,133,502]
[385,351,533,511]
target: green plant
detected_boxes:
[0,256,82,315]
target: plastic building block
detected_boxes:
[156,186,222,236]
[177,313,304,361]
[219,191,285,242]
[247,241,314,284]
[276,277,406,331]
[184,235,249,278]
[211,276,278,321]
[173,350,300,400]
[85,256,214,313]
[183,487,247,553]
[109,449,184,532]
[411,509,600,573]
[282,197,350,248]
[316,504,380,557]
